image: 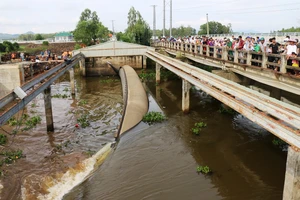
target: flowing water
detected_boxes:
[0,75,123,199]
[64,80,287,200]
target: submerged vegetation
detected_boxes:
[7,114,41,132]
[272,137,288,150]
[138,69,179,82]
[142,112,166,124]
[52,93,70,99]
[219,105,236,115]
[191,122,207,135]
[77,114,90,128]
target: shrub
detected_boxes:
[42,41,49,46]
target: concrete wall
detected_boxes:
[0,63,24,98]
[85,56,143,76]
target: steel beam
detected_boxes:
[0,58,80,126]
[0,54,82,109]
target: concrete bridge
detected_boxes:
[0,40,300,199]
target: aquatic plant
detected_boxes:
[0,150,23,166]
[22,116,42,131]
[77,114,90,128]
[63,88,69,92]
[7,114,29,127]
[52,93,69,99]
[0,134,7,145]
[272,137,287,150]
[197,165,212,174]
[191,122,207,135]
[99,79,119,83]
[142,112,166,124]
[138,70,156,82]
[78,100,88,106]
[219,105,236,115]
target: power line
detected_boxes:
[174,2,300,13]
[214,7,300,15]
[172,0,240,10]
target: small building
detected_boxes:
[54,32,73,42]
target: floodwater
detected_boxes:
[64,79,287,200]
[0,75,123,199]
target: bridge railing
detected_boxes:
[156,42,300,75]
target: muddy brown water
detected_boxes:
[64,79,287,200]
[0,75,122,199]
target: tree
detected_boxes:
[12,42,19,50]
[35,34,44,40]
[73,9,109,46]
[279,27,300,32]
[124,7,151,46]
[198,21,232,35]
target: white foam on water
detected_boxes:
[34,142,112,200]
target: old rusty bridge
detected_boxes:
[0,41,300,199]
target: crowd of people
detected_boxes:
[160,35,300,75]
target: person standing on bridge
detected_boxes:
[268,37,280,70]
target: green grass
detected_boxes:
[142,112,166,124]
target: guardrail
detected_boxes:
[0,53,83,111]
[155,42,300,75]
[206,32,300,38]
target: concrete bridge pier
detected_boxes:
[143,55,147,69]
[79,58,86,77]
[156,63,162,84]
[69,68,75,95]
[182,79,191,113]
[44,86,54,132]
[283,146,300,200]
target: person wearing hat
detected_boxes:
[259,37,267,53]
[285,39,298,66]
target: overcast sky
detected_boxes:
[0,0,299,34]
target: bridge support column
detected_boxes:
[262,53,267,68]
[44,86,54,132]
[280,54,287,74]
[143,55,147,69]
[69,67,75,95]
[182,79,191,113]
[283,146,300,200]
[79,59,86,76]
[156,63,162,84]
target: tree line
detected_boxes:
[0,41,19,52]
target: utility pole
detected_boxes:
[170,0,172,37]
[151,5,157,40]
[206,13,209,36]
[163,0,166,37]
[111,20,115,35]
